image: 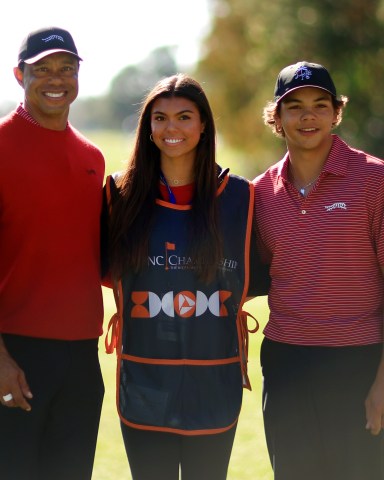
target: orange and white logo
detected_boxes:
[131,290,232,318]
[174,291,196,317]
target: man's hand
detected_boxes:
[365,363,384,435]
[0,349,33,411]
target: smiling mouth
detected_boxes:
[300,127,317,132]
[164,138,183,144]
[44,92,66,98]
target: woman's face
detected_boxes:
[150,96,205,165]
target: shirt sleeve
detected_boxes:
[100,185,111,285]
[367,164,384,267]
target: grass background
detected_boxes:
[87,131,273,479]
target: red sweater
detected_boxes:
[0,109,105,339]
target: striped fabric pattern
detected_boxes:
[15,103,69,129]
[253,135,384,346]
[15,104,42,127]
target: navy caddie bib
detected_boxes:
[108,172,254,435]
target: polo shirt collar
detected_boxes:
[324,134,349,177]
[277,134,349,185]
[16,103,70,130]
[16,103,41,127]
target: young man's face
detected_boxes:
[14,52,79,129]
[275,87,337,154]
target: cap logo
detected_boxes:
[41,35,64,43]
[295,66,312,81]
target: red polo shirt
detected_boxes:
[253,135,384,346]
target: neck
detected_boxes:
[287,138,333,186]
[289,162,322,188]
[23,102,69,131]
[288,152,326,197]
[160,159,195,186]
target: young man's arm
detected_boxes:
[365,266,384,435]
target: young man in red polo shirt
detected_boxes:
[253,61,384,480]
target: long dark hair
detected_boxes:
[108,73,221,283]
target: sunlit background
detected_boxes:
[0,0,210,104]
[3,0,384,177]
[3,3,384,477]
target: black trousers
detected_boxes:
[0,335,104,480]
[121,422,237,480]
[261,338,384,480]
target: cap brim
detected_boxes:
[23,48,82,64]
[276,85,336,103]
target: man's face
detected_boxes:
[14,52,79,129]
[275,87,337,154]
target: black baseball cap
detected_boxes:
[18,26,82,65]
[274,61,337,103]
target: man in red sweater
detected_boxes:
[0,27,105,480]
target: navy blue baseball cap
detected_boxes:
[18,26,82,65]
[274,61,337,103]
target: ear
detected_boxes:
[332,108,339,126]
[200,121,206,133]
[274,115,282,129]
[13,67,24,87]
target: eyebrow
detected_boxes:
[283,95,331,104]
[33,57,77,66]
[151,109,195,115]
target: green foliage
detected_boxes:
[72,0,384,175]
[196,0,384,172]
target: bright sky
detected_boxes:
[0,0,211,106]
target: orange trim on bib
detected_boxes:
[236,181,259,390]
[119,354,241,366]
[119,416,239,436]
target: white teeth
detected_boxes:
[302,128,316,132]
[165,138,183,144]
[45,92,65,98]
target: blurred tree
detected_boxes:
[195,0,384,175]
[71,46,178,131]
[70,96,114,130]
[108,46,178,131]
